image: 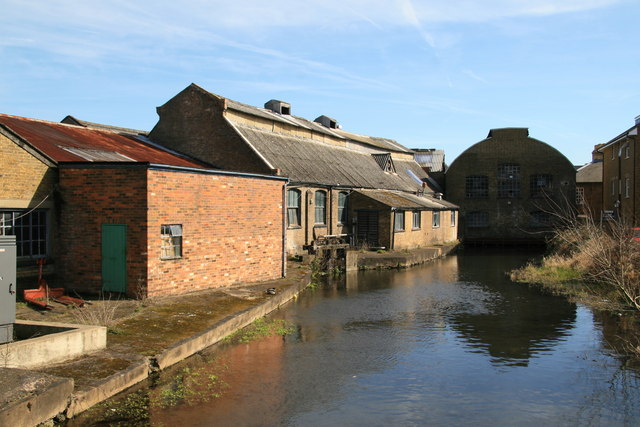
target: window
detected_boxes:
[467,211,489,228]
[161,224,182,259]
[465,176,488,198]
[611,178,617,196]
[497,164,520,198]
[530,174,553,198]
[338,192,349,224]
[576,187,585,205]
[287,189,301,227]
[394,211,405,231]
[432,211,440,228]
[0,210,47,258]
[314,191,326,225]
[451,211,456,227]
[625,177,631,199]
[625,145,631,159]
[412,211,421,229]
[530,211,552,228]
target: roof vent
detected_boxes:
[314,115,339,129]
[264,100,291,115]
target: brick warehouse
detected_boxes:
[446,128,576,244]
[0,114,286,297]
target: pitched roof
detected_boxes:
[355,189,457,210]
[576,162,602,183]
[0,114,206,168]
[233,123,428,192]
[61,115,148,136]
[413,149,445,172]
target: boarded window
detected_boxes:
[0,210,48,258]
[465,176,488,198]
[315,191,326,225]
[287,189,301,227]
[161,224,182,259]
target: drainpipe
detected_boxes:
[391,207,396,250]
[305,190,310,246]
[329,186,334,235]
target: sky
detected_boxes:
[1,0,639,166]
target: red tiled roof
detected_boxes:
[0,114,206,168]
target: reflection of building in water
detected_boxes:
[149,334,287,426]
[446,251,577,366]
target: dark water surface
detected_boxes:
[75,251,640,426]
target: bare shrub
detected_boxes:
[70,295,124,327]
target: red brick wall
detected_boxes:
[58,166,148,296]
[146,169,285,297]
[59,166,285,297]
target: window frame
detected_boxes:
[576,187,585,205]
[338,191,349,225]
[287,189,302,228]
[0,209,48,258]
[530,174,553,198]
[161,224,183,260]
[412,211,421,230]
[432,211,440,228]
[497,163,521,199]
[465,175,489,199]
[451,211,456,227]
[394,210,405,232]
[314,190,327,225]
[467,211,489,228]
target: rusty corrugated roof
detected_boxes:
[0,114,207,168]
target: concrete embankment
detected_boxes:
[346,244,458,271]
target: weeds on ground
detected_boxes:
[223,317,294,344]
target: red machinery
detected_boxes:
[23,259,86,309]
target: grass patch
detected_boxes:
[224,317,295,344]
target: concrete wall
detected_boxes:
[446,128,576,242]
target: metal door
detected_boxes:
[0,236,16,344]
[356,210,379,246]
[102,224,127,293]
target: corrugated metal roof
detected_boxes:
[413,149,445,172]
[0,114,207,168]
[355,189,457,210]
[235,124,430,192]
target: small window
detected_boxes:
[576,187,585,205]
[465,176,488,198]
[432,211,440,228]
[0,210,48,258]
[161,224,182,259]
[451,211,456,227]
[287,189,301,227]
[497,164,521,199]
[625,145,631,159]
[530,174,553,198]
[394,211,405,232]
[338,192,349,224]
[315,191,326,225]
[611,178,617,196]
[468,211,489,228]
[625,177,631,199]
[412,211,421,229]
[530,211,552,228]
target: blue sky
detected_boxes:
[1,0,638,165]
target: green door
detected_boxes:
[102,224,127,293]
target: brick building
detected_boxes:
[575,146,603,222]
[0,114,286,296]
[445,128,576,244]
[148,84,458,253]
[598,117,640,225]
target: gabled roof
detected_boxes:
[597,122,639,151]
[355,189,457,210]
[0,114,206,168]
[233,123,428,192]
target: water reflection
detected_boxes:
[73,250,640,426]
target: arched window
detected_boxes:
[315,191,326,225]
[287,189,301,227]
[338,192,349,224]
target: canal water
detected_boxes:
[74,250,640,426]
